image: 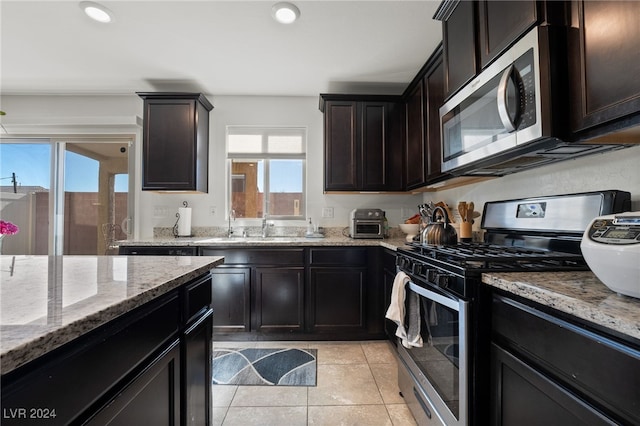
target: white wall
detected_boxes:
[424,145,640,230]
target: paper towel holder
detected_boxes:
[173,201,192,238]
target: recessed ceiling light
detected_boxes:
[272,2,300,24]
[80,1,114,24]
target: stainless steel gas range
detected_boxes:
[392,190,631,426]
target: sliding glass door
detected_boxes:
[0,139,132,255]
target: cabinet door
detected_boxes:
[360,102,387,191]
[139,93,211,192]
[308,267,367,333]
[324,100,359,191]
[183,309,213,426]
[210,267,250,333]
[424,54,446,182]
[253,267,304,333]
[88,341,181,426]
[143,99,197,191]
[568,0,640,134]
[405,80,426,189]
[442,0,477,98]
[490,343,614,425]
[477,0,538,69]
[385,101,406,191]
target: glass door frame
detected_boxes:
[0,135,136,255]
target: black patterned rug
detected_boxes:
[212,348,317,386]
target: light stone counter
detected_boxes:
[116,235,410,251]
[0,255,224,373]
[482,271,640,341]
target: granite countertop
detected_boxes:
[0,255,224,374]
[117,235,410,251]
[483,271,640,341]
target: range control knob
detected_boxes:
[436,274,450,289]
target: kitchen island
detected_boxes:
[1,254,224,425]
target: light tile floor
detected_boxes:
[212,340,418,426]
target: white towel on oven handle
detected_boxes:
[404,291,424,348]
[385,271,423,348]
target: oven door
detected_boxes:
[397,281,469,426]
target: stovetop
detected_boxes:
[398,242,588,275]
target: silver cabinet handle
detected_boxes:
[497,65,517,132]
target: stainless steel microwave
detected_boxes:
[439,26,623,176]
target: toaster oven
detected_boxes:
[349,209,385,239]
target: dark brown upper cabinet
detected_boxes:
[439,0,477,99]
[567,0,640,139]
[404,81,425,190]
[477,0,538,70]
[436,0,562,100]
[320,95,404,192]
[138,92,213,192]
[404,45,447,191]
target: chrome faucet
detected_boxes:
[228,209,235,237]
[261,216,272,238]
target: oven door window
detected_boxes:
[355,223,380,234]
[404,285,467,421]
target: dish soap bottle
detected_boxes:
[306,217,314,236]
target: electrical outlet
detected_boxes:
[153,206,169,218]
[322,207,334,218]
[209,206,216,216]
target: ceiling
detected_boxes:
[0,0,444,97]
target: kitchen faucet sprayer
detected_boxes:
[228,209,235,237]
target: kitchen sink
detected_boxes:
[196,237,301,244]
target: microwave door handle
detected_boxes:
[497,65,517,132]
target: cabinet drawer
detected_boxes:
[200,248,304,265]
[492,295,640,424]
[309,247,367,265]
[1,293,180,425]
[183,273,212,325]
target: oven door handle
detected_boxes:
[407,281,465,312]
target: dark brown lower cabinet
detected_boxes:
[308,266,367,334]
[254,267,304,333]
[209,267,251,333]
[89,341,181,426]
[490,293,639,425]
[307,247,371,336]
[490,343,613,426]
[204,246,384,340]
[183,309,213,426]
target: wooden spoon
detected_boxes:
[458,202,467,223]
[467,202,475,223]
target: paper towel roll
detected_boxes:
[177,207,192,236]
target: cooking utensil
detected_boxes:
[458,202,467,223]
[466,202,474,223]
[423,206,458,246]
[436,201,455,223]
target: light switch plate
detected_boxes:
[322,207,334,218]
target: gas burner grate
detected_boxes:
[404,242,587,271]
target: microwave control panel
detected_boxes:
[515,48,536,130]
[586,217,640,245]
